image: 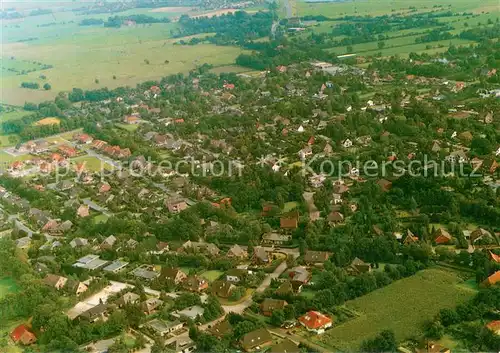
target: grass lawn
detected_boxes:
[317,268,476,351]
[200,270,224,282]
[0,277,19,299]
[0,151,33,164]
[93,214,109,224]
[283,201,299,212]
[0,110,29,123]
[72,156,113,171]
[218,288,254,305]
[296,0,497,18]
[115,123,139,132]
[0,134,20,147]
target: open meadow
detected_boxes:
[293,0,498,59]
[0,6,250,105]
[296,0,499,18]
[316,268,476,351]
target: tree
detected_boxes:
[270,309,285,327]
[43,83,51,90]
[361,330,397,352]
[378,41,386,49]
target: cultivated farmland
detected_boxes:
[317,269,476,351]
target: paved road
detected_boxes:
[268,327,331,353]
[222,260,289,315]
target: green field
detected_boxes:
[72,156,113,171]
[200,270,224,282]
[0,277,19,299]
[296,0,498,18]
[0,6,249,106]
[317,269,476,351]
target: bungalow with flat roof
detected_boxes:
[73,255,108,270]
[103,260,129,273]
[147,319,184,336]
[304,250,331,265]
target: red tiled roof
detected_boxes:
[10,324,36,345]
[299,311,332,329]
[486,320,500,332]
[482,271,500,286]
[489,251,500,263]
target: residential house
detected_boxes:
[415,341,451,353]
[43,274,68,290]
[261,298,288,316]
[377,179,392,192]
[10,324,37,345]
[298,311,332,334]
[269,339,299,353]
[74,133,93,144]
[147,319,184,337]
[183,276,209,292]
[166,199,189,213]
[327,211,344,225]
[289,266,311,284]
[141,298,164,315]
[481,271,500,287]
[149,241,169,255]
[79,304,108,322]
[446,150,468,163]
[162,267,187,284]
[280,216,298,232]
[347,258,371,275]
[276,280,302,295]
[123,115,141,124]
[470,228,494,244]
[179,241,220,256]
[77,205,90,218]
[240,328,273,352]
[225,268,248,283]
[116,292,140,307]
[99,183,111,193]
[165,337,197,353]
[434,228,452,244]
[488,251,500,263]
[65,279,88,296]
[403,230,419,245]
[262,232,291,246]
[100,235,117,250]
[486,320,500,336]
[342,139,353,148]
[70,237,88,248]
[298,146,312,159]
[103,260,129,273]
[172,306,205,321]
[304,250,331,265]
[208,320,232,338]
[227,244,248,259]
[212,280,236,298]
[252,246,269,264]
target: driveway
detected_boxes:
[222,260,289,314]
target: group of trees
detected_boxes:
[174,11,273,44]
[425,287,500,351]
